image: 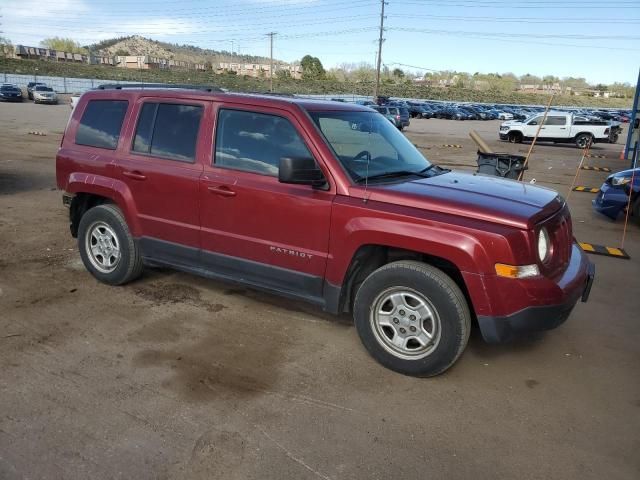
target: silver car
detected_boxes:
[33,85,58,105]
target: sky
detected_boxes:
[2,0,639,85]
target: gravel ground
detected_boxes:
[1,101,639,480]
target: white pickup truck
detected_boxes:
[499,111,619,148]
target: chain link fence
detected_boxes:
[1,72,373,102]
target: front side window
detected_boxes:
[310,111,433,183]
[132,103,203,162]
[214,109,312,176]
[76,100,128,150]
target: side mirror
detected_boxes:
[279,157,326,188]
[529,121,538,126]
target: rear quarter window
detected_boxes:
[75,100,129,150]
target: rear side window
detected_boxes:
[132,103,203,162]
[214,109,311,176]
[76,100,128,150]
[545,116,567,126]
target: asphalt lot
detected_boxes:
[1,101,639,480]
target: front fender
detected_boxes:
[66,172,141,236]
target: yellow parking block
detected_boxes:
[579,242,629,259]
[572,186,600,193]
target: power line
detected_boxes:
[389,13,640,24]
[386,28,640,52]
[394,0,640,8]
[390,27,640,41]
[12,15,379,37]
[14,0,377,21]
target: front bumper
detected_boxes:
[593,183,627,220]
[499,132,509,140]
[477,244,595,343]
[34,97,58,104]
[0,96,23,102]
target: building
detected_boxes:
[14,45,88,63]
[216,62,301,79]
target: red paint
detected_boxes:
[57,89,590,319]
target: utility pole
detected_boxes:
[267,32,276,92]
[374,0,387,99]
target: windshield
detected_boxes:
[309,111,432,182]
[35,86,53,92]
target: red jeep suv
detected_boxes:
[56,85,595,376]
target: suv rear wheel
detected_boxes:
[353,261,471,377]
[78,204,143,285]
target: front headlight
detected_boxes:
[538,227,550,262]
[611,176,631,186]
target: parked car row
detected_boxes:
[0,82,58,104]
[349,97,633,126]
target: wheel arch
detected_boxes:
[329,244,477,317]
[66,173,140,237]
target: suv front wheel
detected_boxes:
[353,261,471,377]
[78,204,143,285]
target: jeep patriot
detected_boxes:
[56,86,595,376]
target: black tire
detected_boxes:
[610,133,619,144]
[508,131,523,144]
[575,133,593,149]
[77,204,143,285]
[353,260,471,377]
[632,195,640,226]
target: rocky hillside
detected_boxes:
[88,35,276,65]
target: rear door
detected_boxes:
[116,98,209,260]
[199,104,333,301]
[540,115,568,139]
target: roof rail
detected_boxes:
[96,83,224,92]
[248,91,297,98]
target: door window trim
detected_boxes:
[129,100,205,164]
[211,106,318,178]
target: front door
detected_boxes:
[199,105,333,302]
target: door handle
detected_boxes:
[208,185,236,197]
[123,170,147,181]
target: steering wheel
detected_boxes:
[353,150,371,162]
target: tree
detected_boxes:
[114,48,130,56]
[520,73,541,86]
[392,68,405,79]
[275,69,292,80]
[300,55,325,80]
[40,37,88,54]
[0,36,11,45]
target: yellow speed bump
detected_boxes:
[440,144,463,148]
[580,166,611,172]
[572,186,600,193]
[579,242,630,259]
[586,154,607,159]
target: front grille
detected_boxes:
[542,204,572,277]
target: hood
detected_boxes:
[501,119,522,127]
[355,171,563,229]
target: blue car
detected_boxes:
[593,168,640,222]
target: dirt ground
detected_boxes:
[1,101,639,480]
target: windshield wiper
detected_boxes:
[355,169,430,184]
